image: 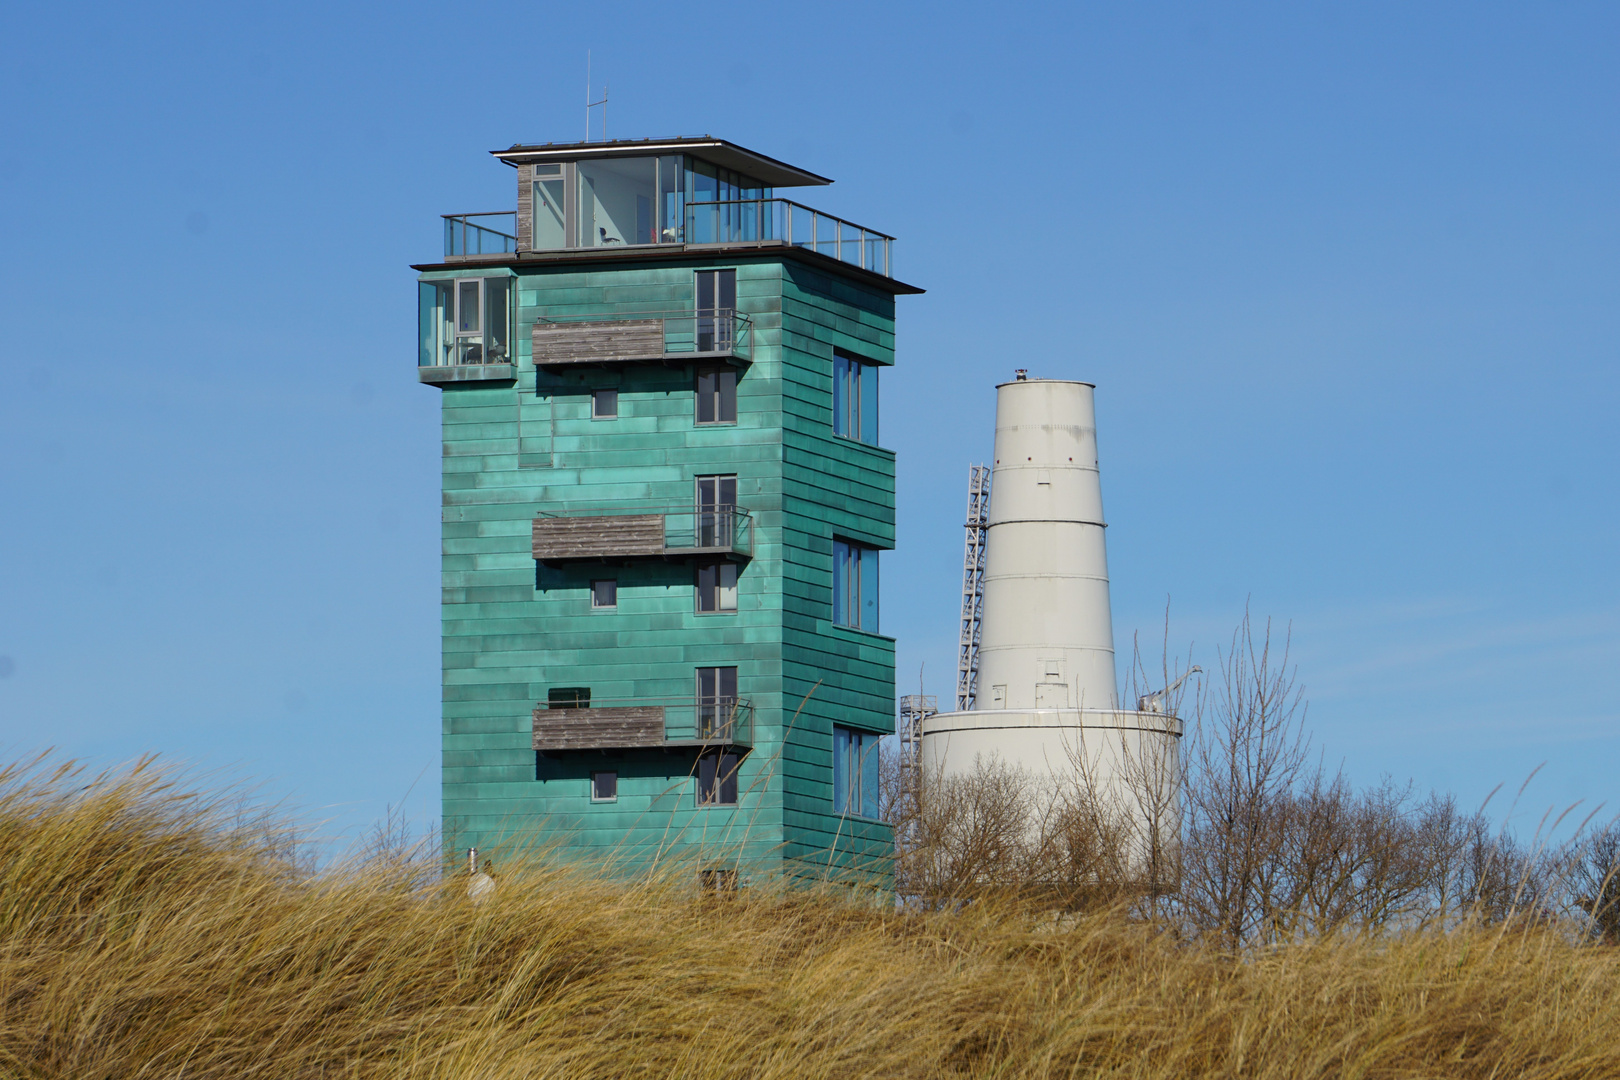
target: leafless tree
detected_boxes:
[1177,609,1310,947]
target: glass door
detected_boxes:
[695,269,736,353]
[695,474,737,549]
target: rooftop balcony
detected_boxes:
[532,695,754,753]
[532,504,753,565]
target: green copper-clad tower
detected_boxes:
[416,138,921,882]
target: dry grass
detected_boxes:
[3,759,1620,1079]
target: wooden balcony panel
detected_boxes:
[532,319,664,366]
[532,706,666,751]
[532,514,664,562]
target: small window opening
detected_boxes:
[591,579,618,608]
[548,687,591,709]
[591,771,618,802]
[592,388,619,419]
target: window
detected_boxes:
[695,475,737,549]
[590,579,617,608]
[417,277,512,367]
[695,270,736,353]
[575,157,659,247]
[833,726,882,818]
[833,350,880,444]
[548,687,590,709]
[695,367,737,424]
[531,164,566,250]
[696,666,738,740]
[832,540,880,632]
[591,771,618,802]
[696,561,737,613]
[697,750,741,806]
[698,867,738,891]
[592,388,619,419]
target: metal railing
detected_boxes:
[684,199,894,277]
[552,695,754,745]
[532,308,753,360]
[535,503,753,558]
[444,212,517,256]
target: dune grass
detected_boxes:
[2,758,1619,1079]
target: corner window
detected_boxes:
[418,277,512,367]
[833,725,881,818]
[591,771,618,802]
[592,388,619,419]
[832,539,880,632]
[833,350,879,444]
[697,750,741,806]
[696,367,737,424]
[590,579,617,609]
[696,561,737,613]
[548,687,590,709]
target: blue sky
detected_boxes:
[2,1,1616,846]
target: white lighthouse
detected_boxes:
[920,375,1182,875]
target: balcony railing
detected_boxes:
[531,696,754,751]
[436,201,894,276]
[444,212,517,256]
[684,199,894,277]
[532,504,753,563]
[531,308,752,366]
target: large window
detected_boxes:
[529,155,684,251]
[833,350,879,444]
[695,367,737,424]
[832,539,880,632]
[418,277,512,367]
[833,726,881,818]
[696,561,737,613]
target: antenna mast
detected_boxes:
[585,51,608,142]
[957,464,991,711]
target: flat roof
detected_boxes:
[491,137,833,188]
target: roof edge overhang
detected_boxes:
[491,137,833,188]
[411,243,923,295]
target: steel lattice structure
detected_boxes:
[956,465,991,712]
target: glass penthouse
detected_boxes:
[416,136,921,883]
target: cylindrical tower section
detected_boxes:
[976,379,1117,711]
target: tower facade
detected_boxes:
[417,138,918,882]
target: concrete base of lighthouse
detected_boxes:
[919,708,1183,885]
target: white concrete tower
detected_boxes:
[976,377,1117,712]
[921,375,1183,883]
